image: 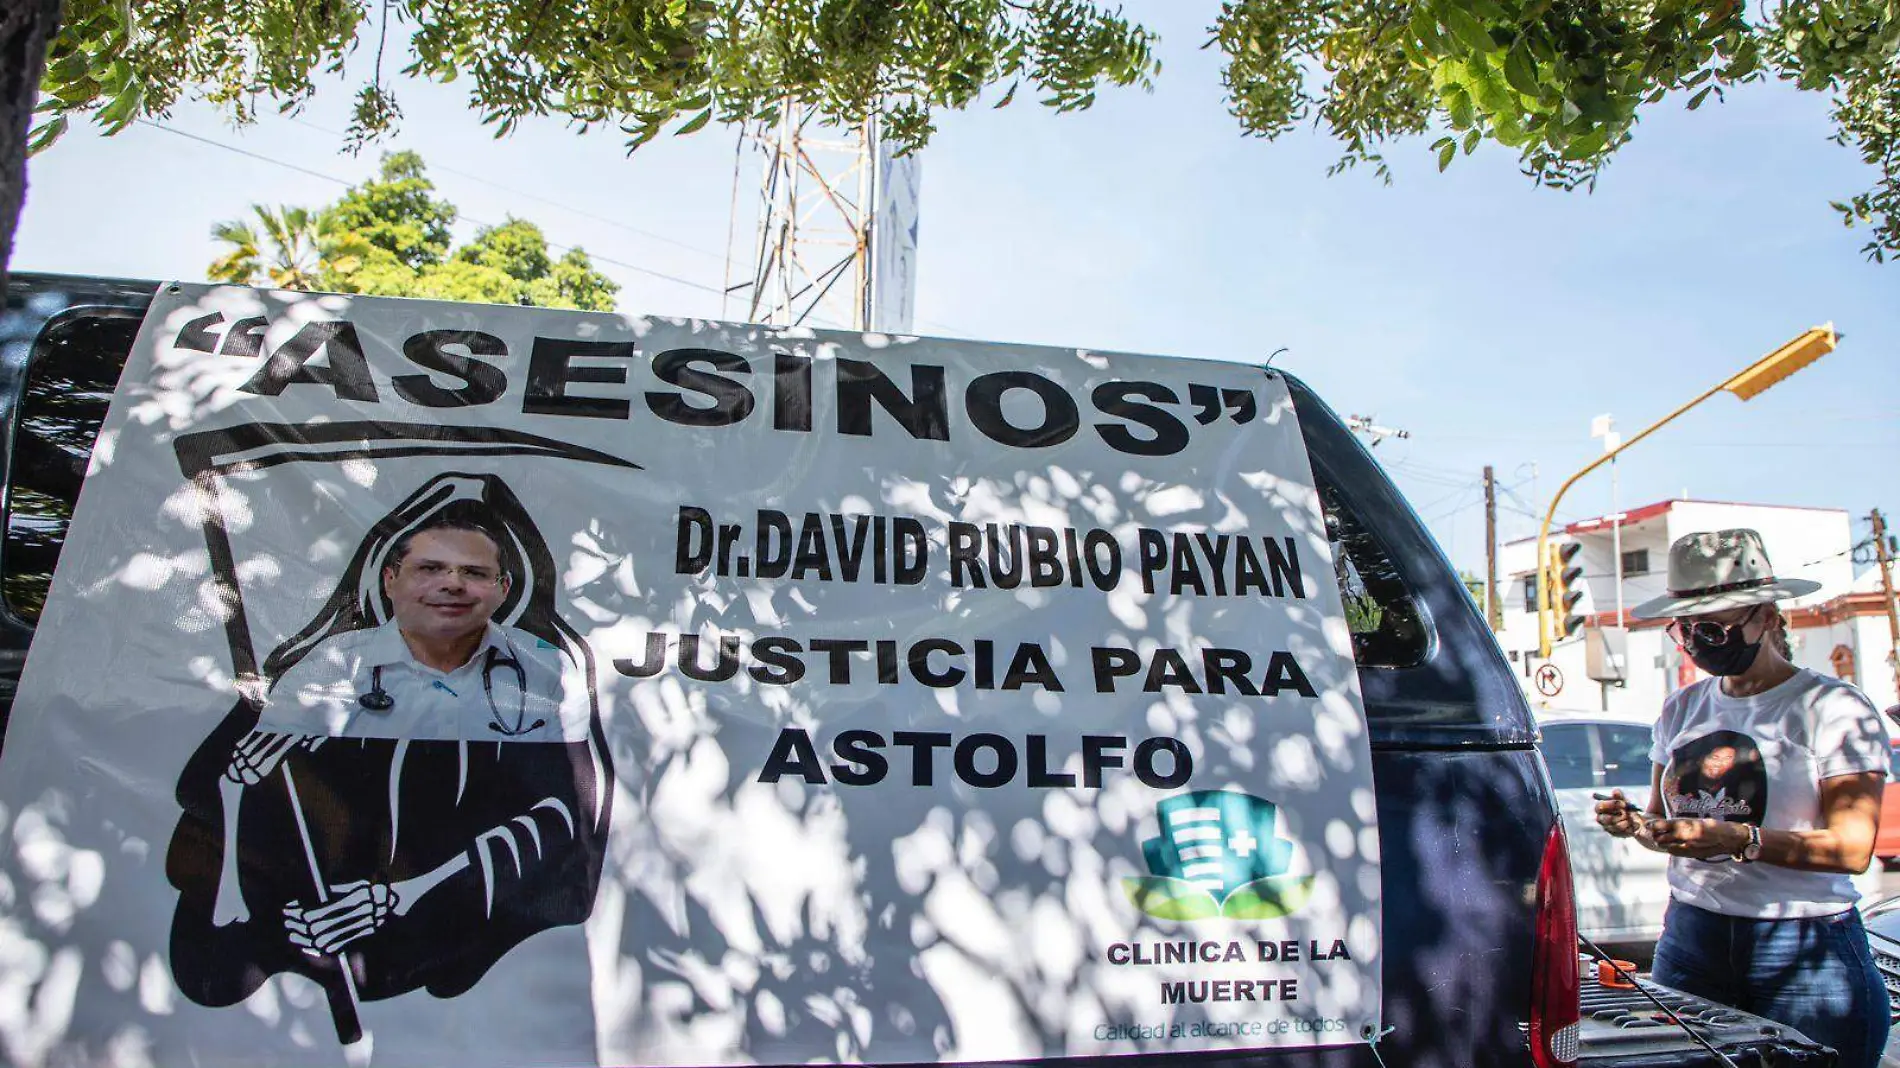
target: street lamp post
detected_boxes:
[1590,415,1625,625]
[1535,325,1840,659]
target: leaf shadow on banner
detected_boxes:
[0,289,384,1064]
[563,439,1386,1065]
[0,294,1406,1067]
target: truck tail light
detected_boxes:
[1529,821,1581,1067]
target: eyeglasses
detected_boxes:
[403,560,505,587]
[1667,605,1760,647]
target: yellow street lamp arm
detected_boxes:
[1534,324,1838,658]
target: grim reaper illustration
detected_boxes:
[165,425,626,1043]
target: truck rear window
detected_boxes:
[3,309,137,623]
[1319,477,1427,669]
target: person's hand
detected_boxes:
[283,881,399,956]
[1593,790,1646,838]
[1646,818,1749,861]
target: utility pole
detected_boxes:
[1872,509,1900,701]
[1483,465,1501,630]
[1592,415,1625,626]
[1345,415,1410,448]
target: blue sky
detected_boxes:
[16,2,1897,581]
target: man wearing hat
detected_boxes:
[1594,528,1890,1068]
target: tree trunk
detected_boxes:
[0,0,64,305]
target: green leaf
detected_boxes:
[1444,7,1500,53]
[1445,86,1475,128]
[1470,64,1515,114]
[1122,876,1221,921]
[1687,86,1713,110]
[993,80,1019,108]
[1561,128,1609,159]
[1462,128,1481,154]
[96,84,142,132]
[1409,8,1449,54]
[1437,138,1457,170]
[1220,875,1317,920]
[26,116,68,155]
[1503,42,1540,97]
[1493,117,1529,148]
[674,107,712,135]
[1577,91,1618,123]
[45,52,89,84]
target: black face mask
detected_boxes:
[1684,619,1763,677]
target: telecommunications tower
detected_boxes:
[725,100,921,333]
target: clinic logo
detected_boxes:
[1123,791,1315,922]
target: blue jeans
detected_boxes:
[1653,899,1891,1068]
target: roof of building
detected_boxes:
[1502,497,1849,546]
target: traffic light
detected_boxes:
[1549,541,1586,641]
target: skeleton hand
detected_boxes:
[224,731,323,785]
[283,881,400,956]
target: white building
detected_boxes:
[1495,499,1898,716]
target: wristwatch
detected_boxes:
[1734,823,1763,862]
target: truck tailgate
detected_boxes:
[1578,970,1833,1067]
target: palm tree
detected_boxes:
[206,205,328,290]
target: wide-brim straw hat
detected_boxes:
[1629,528,1821,620]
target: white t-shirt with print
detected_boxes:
[1648,667,1890,919]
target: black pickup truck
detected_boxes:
[0,272,1836,1068]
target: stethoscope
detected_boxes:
[358,640,546,736]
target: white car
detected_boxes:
[1537,709,1674,944]
[1537,708,1883,947]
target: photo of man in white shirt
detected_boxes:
[259,519,589,742]
[168,472,612,1044]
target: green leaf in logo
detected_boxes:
[1220,875,1317,920]
[1122,876,1222,921]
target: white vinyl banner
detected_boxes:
[0,284,1382,1067]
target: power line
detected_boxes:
[1384,458,1474,481]
[1417,482,1481,520]
[138,119,742,303]
[136,120,352,188]
[1383,460,1473,483]
[1427,496,1488,525]
[283,116,731,266]
[145,118,973,334]
[1382,463,1478,490]
[1497,485,1583,527]
[1391,473,1477,494]
[1801,545,1855,569]
[1418,431,1896,449]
